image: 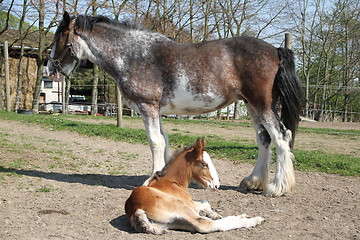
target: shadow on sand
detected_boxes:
[0,166,148,190]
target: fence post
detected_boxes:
[4,41,10,112]
[116,84,123,128]
[0,45,3,111]
[61,77,66,114]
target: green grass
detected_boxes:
[0,111,359,176]
[36,185,52,192]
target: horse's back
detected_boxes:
[155,36,280,115]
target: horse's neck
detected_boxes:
[81,27,168,72]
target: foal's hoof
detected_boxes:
[253,216,265,225]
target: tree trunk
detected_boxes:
[32,0,45,114]
[15,0,27,112]
[4,41,10,112]
[91,2,99,115]
[91,65,99,115]
[15,42,24,112]
[234,101,244,120]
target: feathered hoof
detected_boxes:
[263,182,293,197]
[238,176,265,192]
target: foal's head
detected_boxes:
[186,138,220,191]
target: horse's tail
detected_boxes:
[129,209,166,235]
[275,48,302,148]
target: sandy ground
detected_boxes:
[0,118,359,240]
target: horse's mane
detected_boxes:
[74,14,144,32]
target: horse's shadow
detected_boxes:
[0,166,147,190]
[0,166,241,191]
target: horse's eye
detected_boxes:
[202,163,208,168]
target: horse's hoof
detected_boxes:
[263,174,296,197]
[263,182,287,197]
[238,176,264,192]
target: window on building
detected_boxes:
[43,79,53,89]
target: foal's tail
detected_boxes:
[275,48,302,148]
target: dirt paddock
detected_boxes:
[0,118,359,239]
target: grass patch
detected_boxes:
[36,185,52,192]
[0,111,359,176]
[294,150,360,176]
[0,166,21,181]
[7,158,29,169]
[299,127,360,135]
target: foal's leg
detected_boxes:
[194,200,222,220]
[166,201,264,233]
[260,109,295,197]
[185,214,264,233]
[239,105,271,192]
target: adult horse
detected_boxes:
[125,137,264,234]
[48,12,302,197]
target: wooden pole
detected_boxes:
[61,76,66,114]
[4,41,10,112]
[0,45,3,111]
[116,84,122,128]
[285,33,292,49]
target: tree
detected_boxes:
[14,0,29,112]
[31,0,61,113]
[0,0,15,35]
[31,0,46,114]
[291,0,359,121]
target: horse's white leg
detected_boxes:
[194,200,222,220]
[159,120,170,164]
[261,111,295,197]
[239,105,271,191]
[142,115,166,175]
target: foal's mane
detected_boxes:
[156,144,197,178]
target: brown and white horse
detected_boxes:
[48,12,302,197]
[125,138,264,234]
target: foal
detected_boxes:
[125,138,264,234]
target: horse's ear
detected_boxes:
[63,11,71,27]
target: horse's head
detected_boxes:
[48,12,80,80]
[190,138,220,191]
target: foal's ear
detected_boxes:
[201,137,207,148]
[194,137,206,157]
